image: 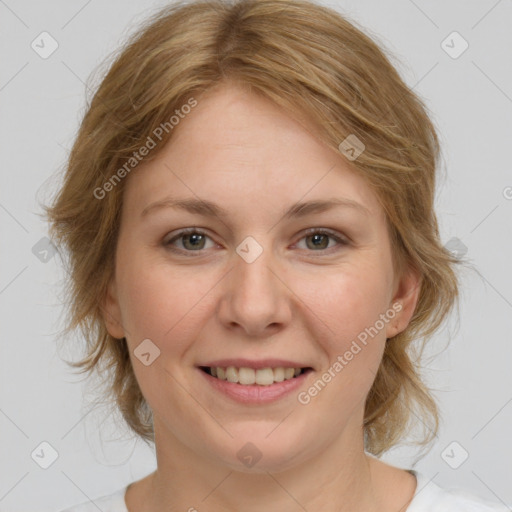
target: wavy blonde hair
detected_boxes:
[43,0,460,456]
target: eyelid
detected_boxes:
[298,227,349,244]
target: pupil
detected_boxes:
[184,233,204,250]
[309,234,328,249]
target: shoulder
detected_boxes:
[58,486,128,512]
[407,471,509,512]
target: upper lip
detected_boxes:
[198,358,313,370]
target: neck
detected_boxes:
[140,414,387,512]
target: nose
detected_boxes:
[217,240,292,337]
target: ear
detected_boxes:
[385,264,421,339]
[101,278,125,339]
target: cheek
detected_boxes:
[115,256,209,411]
[292,262,391,410]
[116,253,214,349]
[327,268,392,391]
[296,263,392,348]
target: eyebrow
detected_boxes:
[140,196,370,220]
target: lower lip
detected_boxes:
[197,368,312,404]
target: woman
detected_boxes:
[45,0,507,510]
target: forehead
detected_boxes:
[122,83,384,223]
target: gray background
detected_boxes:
[1,0,511,510]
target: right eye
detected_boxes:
[163,228,217,255]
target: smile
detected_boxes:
[197,364,314,404]
[199,366,313,386]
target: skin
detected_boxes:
[103,81,421,512]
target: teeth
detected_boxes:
[208,366,305,385]
[239,367,256,385]
[225,366,238,383]
[255,368,274,385]
[273,367,285,382]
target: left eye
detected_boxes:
[163,228,347,255]
[295,229,347,251]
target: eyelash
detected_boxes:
[163,227,349,257]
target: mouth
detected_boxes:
[198,365,314,386]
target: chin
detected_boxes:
[213,430,312,474]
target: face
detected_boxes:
[103,82,420,473]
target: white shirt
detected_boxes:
[59,470,509,511]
